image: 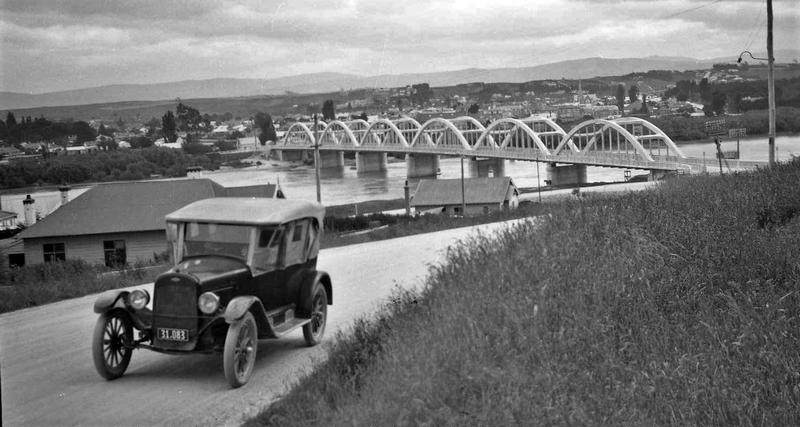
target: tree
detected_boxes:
[641,94,649,114]
[628,85,639,104]
[322,100,336,121]
[162,111,177,142]
[359,112,368,121]
[411,83,433,105]
[467,103,480,114]
[615,84,626,115]
[254,112,277,145]
[6,112,17,128]
[176,103,201,132]
[699,78,711,103]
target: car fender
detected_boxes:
[298,270,332,317]
[224,296,270,332]
[93,289,129,314]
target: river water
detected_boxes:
[3,135,799,221]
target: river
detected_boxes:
[2,135,799,221]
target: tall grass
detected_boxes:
[0,260,165,313]
[246,160,800,427]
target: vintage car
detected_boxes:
[91,197,332,388]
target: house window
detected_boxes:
[103,240,127,267]
[43,243,66,263]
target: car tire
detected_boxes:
[92,309,134,380]
[223,311,257,388]
[302,284,327,346]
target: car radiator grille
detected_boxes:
[153,276,198,349]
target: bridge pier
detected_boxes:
[276,149,305,162]
[406,154,440,178]
[468,157,505,178]
[356,152,388,173]
[319,151,345,169]
[546,163,587,187]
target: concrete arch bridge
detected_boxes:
[276,116,695,185]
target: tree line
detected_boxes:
[0,147,223,189]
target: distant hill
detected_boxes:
[2,52,798,111]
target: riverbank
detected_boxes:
[245,158,800,426]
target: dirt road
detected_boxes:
[0,220,522,427]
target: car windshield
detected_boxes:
[174,256,247,276]
[182,222,251,260]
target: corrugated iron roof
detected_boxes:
[18,179,276,239]
[410,177,517,207]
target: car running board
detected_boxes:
[264,305,312,338]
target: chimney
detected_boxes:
[23,194,36,226]
[59,185,70,206]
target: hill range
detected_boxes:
[3,55,777,111]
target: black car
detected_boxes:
[92,197,332,387]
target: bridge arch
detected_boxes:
[318,120,360,147]
[555,119,654,161]
[410,118,473,152]
[475,118,551,155]
[282,122,315,147]
[612,117,686,158]
[361,118,412,149]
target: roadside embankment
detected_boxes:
[246,159,800,426]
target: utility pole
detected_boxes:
[313,114,321,203]
[460,156,466,216]
[767,0,776,165]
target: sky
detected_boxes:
[1,0,798,94]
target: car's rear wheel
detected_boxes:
[92,309,134,380]
[302,285,327,346]
[223,311,257,388]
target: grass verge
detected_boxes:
[245,160,800,426]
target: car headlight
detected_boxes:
[198,292,220,314]
[129,289,150,310]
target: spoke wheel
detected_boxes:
[92,309,134,380]
[302,285,327,346]
[223,311,257,388]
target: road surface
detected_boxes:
[1,220,523,427]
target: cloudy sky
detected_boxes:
[1,0,798,94]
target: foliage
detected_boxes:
[628,84,639,103]
[322,100,336,121]
[0,146,222,188]
[411,83,433,105]
[0,259,165,314]
[254,112,278,144]
[467,103,480,114]
[649,107,800,141]
[161,110,177,142]
[175,103,202,132]
[615,84,626,113]
[246,158,800,427]
[0,115,97,145]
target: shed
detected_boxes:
[410,177,519,216]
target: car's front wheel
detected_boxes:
[92,309,134,380]
[302,284,327,346]
[223,311,257,388]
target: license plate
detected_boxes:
[157,328,189,342]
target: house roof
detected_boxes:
[410,177,517,207]
[166,198,324,226]
[0,210,17,220]
[19,179,278,239]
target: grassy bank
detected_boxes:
[246,160,800,426]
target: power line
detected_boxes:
[661,0,724,20]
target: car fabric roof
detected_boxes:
[166,198,325,226]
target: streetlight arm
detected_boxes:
[737,50,770,63]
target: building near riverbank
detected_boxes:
[16,179,283,267]
[410,177,519,216]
